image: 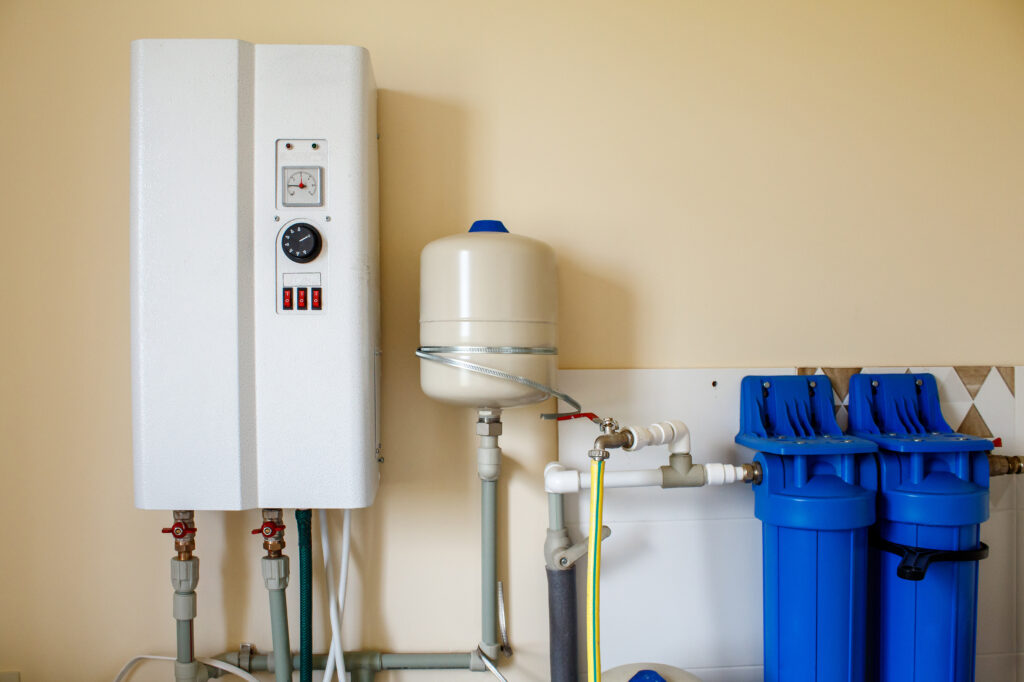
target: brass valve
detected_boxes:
[252,509,286,557]
[162,510,196,560]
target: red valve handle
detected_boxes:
[556,412,601,423]
[252,521,286,537]
[161,522,197,538]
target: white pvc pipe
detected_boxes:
[544,460,747,493]
[545,463,663,493]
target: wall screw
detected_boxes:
[274,216,280,222]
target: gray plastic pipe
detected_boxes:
[218,651,472,676]
[548,492,564,530]
[269,588,292,682]
[176,620,192,664]
[481,478,499,658]
[170,556,201,682]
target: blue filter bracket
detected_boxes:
[848,373,991,527]
[737,375,879,529]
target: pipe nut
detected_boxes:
[476,420,503,436]
[261,555,290,590]
[170,557,199,593]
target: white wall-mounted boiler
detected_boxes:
[130,40,380,510]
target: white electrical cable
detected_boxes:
[337,508,353,634]
[477,648,510,682]
[113,654,260,682]
[320,509,345,681]
[320,508,353,681]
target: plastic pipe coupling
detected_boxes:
[171,557,199,620]
[477,409,503,482]
[262,555,290,591]
[625,420,690,456]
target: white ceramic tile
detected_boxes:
[835,403,849,432]
[1017,510,1024,654]
[992,475,1016,512]
[1015,368,1024,517]
[558,369,790,525]
[976,653,1016,681]
[979,510,1016,654]
[976,367,1016,450]
[913,365,975,429]
[572,518,763,671]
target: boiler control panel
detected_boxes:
[276,140,328,314]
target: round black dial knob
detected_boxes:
[281,223,322,263]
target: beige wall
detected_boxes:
[2,1,1023,680]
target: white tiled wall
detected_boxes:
[556,367,1023,681]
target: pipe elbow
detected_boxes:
[545,462,582,493]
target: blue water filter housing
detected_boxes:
[848,373,992,682]
[736,375,878,682]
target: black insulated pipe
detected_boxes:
[547,565,579,682]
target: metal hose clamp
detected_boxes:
[416,345,584,419]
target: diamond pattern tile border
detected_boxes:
[797,366,1017,448]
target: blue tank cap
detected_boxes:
[469,219,509,233]
[629,672,667,682]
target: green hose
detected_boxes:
[296,509,313,682]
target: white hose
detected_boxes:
[320,508,353,681]
[320,509,345,681]
[338,509,353,633]
[113,654,259,682]
[477,648,510,682]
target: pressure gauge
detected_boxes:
[282,166,323,207]
[282,223,323,263]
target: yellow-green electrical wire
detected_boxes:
[587,457,606,682]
